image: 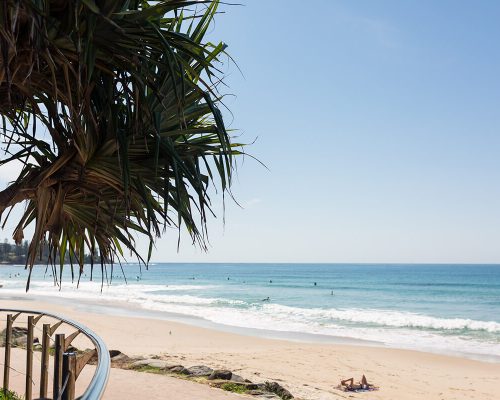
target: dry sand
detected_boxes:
[1,297,499,400]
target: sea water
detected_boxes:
[0,263,499,362]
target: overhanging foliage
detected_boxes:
[0,0,241,288]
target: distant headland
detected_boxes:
[0,239,97,265]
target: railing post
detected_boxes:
[3,313,13,393]
[53,333,66,399]
[40,323,51,398]
[25,315,34,400]
[62,352,77,400]
[1,309,109,400]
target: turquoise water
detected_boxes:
[1,263,499,361]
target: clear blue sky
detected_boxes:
[2,1,500,263]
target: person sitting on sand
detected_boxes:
[360,375,370,389]
[340,378,357,390]
[340,375,371,391]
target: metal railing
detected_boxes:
[1,308,110,400]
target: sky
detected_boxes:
[1,1,500,263]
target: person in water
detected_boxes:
[262,296,270,301]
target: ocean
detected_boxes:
[1,263,499,362]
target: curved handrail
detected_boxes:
[1,308,110,399]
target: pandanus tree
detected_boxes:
[0,0,240,288]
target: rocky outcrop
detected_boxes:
[129,359,191,375]
[186,365,213,377]
[109,350,296,399]
[0,327,39,347]
[131,359,177,370]
[264,381,294,400]
[109,350,136,368]
[208,369,232,380]
[169,366,191,375]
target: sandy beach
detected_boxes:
[0,296,498,400]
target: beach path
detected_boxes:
[103,368,248,400]
[1,348,247,400]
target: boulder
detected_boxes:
[109,350,135,368]
[106,350,137,368]
[264,382,294,400]
[246,390,266,396]
[130,359,171,370]
[210,381,260,391]
[0,327,39,347]
[239,382,260,390]
[230,374,246,383]
[130,359,153,368]
[166,365,185,371]
[169,366,191,375]
[187,365,213,377]
[148,360,174,370]
[208,369,233,380]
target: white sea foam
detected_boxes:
[124,299,500,358]
[3,279,500,333]
[262,304,500,333]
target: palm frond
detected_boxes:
[0,0,241,289]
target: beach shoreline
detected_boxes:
[1,295,499,399]
[1,289,499,365]
[2,263,499,365]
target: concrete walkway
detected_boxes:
[103,367,248,400]
[2,348,247,399]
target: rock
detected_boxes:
[208,369,233,380]
[130,359,152,368]
[169,366,191,375]
[109,350,122,358]
[130,359,171,370]
[109,350,135,368]
[178,367,192,375]
[210,381,260,391]
[247,389,265,396]
[264,382,294,400]
[0,327,39,347]
[148,360,174,370]
[130,359,190,373]
[187,365,213,377]
[240,382,260,390]
[230,374,246,383]
[166,365,185,371]
[252,394,280,399]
